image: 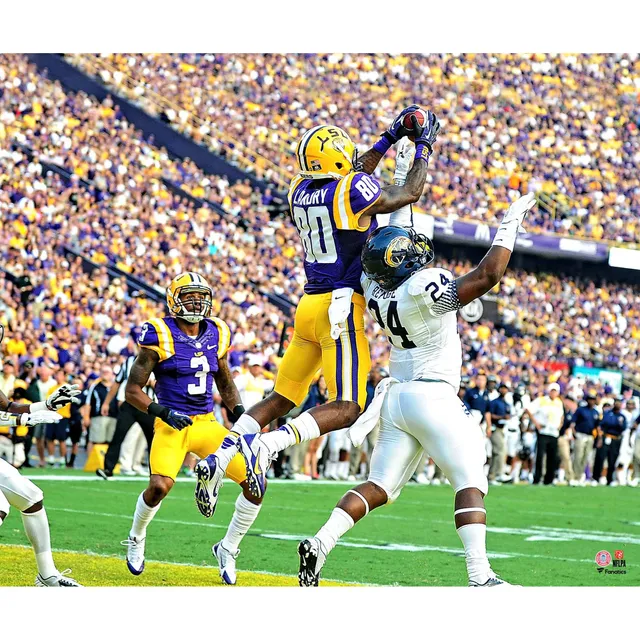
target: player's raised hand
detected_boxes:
[412,111,441,156]
[383,104,423,145]
[164,409,193,431]
[501,192,536,233]
[46,383,82,411]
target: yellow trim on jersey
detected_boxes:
[287,175,306,210]
[332,173,356,230]
[142,318,175,362]
[212,317,231,358]
[353,192,380,232]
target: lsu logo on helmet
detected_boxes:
[166,272,213,323]
[296,125,358,180]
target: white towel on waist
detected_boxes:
[329,287,355,339]
[347,377,398,447]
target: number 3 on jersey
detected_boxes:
[368,300,417,348]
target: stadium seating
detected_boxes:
[1,53,639,404]
[68,53,640,244]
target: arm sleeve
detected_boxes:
[332,172,382,231]
[431,280,464,317]
[408,269,462,317]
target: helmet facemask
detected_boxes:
[169,285,213,323]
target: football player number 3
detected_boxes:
[293,206,338,264]
[188,355,210,395]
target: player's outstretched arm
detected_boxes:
[359,112,441,222]
[125,348,159,413]
[213,355,245,424]
[455,193,536,306]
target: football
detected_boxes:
[403,107,427,140]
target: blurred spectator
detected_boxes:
[524,383,564,485]
[592,397,628,486]
[557,395,578,485]
[488,382,511,484]
[570,392,601,485]
[83,365,118,453]
[45,368,71,467]
[0,362,16,398]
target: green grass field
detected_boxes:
[1,470,638,586]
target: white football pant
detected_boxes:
[368,381,488,501]
[0,457,43,515]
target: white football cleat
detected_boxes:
[238,434,273,499]
[121,536,146,575]
[415,472,430,485]
[469,571,517,587]
[194,455,225,518]
[35,569,82,587]
[298,537,327,587]
[213,541,240,585]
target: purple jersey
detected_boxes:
[288,171,381,295]
[138,316,231,415]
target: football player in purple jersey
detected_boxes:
[121,272,262,585]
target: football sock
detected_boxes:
[68,453,76,467]
[215,414,261,468]
[129,492,161,540]
[339,461,350,480]
[262,412,320,454]
[21,508,58,578]
[324,460,336,478]
[315,508,354,555]
[457,523,491,583]
[511,461,521,480]
[222,493,262,553]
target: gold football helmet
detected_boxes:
[166,272,213,323]
[296,125,358,180]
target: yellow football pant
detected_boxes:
[274,292,370,410]
[150,413,247,483]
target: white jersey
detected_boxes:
[362,267,462,389]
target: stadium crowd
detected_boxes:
[68,53,640,244]
[0,54,638,487]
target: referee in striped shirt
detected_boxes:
[97,351,157,479]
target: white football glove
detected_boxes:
[393,138,415,186]
[500,192,536,232]
[46,383,82,411]
[21,410,63,426]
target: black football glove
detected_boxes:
[412,111,441,157]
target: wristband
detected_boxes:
[232,404,245,419]
[414,144,431,161]
[148,402,170,420]
[30,402,47,413]
[372,135,393,155]
[492,220,519,253]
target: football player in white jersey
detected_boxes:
[0,324,82,586]
[296,192,536,587]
